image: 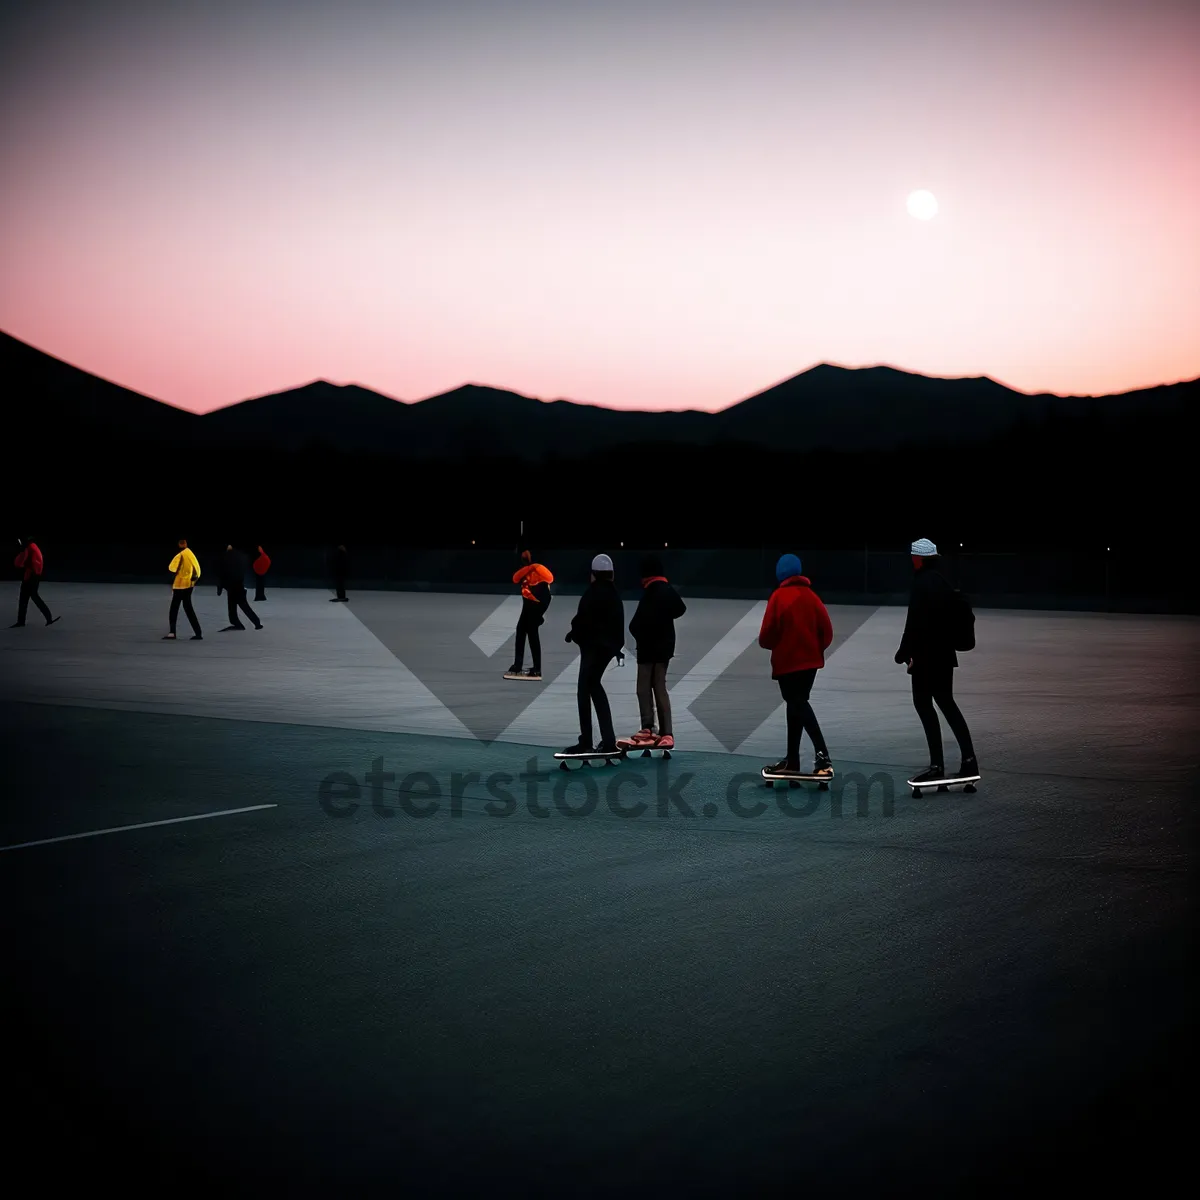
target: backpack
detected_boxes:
[950,587,975,652]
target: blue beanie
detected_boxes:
[776,553,802,582]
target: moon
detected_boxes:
[906,190,939,220]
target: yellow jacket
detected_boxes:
[169,548,201,589]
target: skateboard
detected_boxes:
[908,773,980,797]
[761,767,832,791]
[554,749,625,770]
[503,670,542,681]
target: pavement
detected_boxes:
[1,581,1195,1194]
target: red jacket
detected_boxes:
[14,543,43,581]
[758,575,833,678]
[253,552,271,576]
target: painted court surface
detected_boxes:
[2,583,1195,1193]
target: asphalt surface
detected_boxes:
[1,583,1195,1194]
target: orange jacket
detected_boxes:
[513,562,553,602]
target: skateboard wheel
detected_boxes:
[789,780,800,789]
[937,784,949,793]
[964,783,977,793]
[818,782,829,791]
[641,748,651,757]
[912,787,921,798]
[559,762,569,771]
[661,750,671,759]
[764,779,774,788]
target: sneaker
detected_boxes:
[954,756,979,779]
[910,765,945,785]
[523,668,542,680]
[503,665,524,679]
[253,623,263,630]
[9,622,25,628]
[562,740,594,755]
[162,633,176,639]
[765,759,801,777]
[656,735,674,750]
[46,616,60,626]
[812,752,833,778]
[190,635,203,640]
[596,740,621,756]
[629,729,658,745]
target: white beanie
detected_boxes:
[911,538,937,556]
[591,553,613,572]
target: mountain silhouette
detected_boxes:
[7,328,1193,459]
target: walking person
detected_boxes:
[252,545,270,601]
[504,549,553,680]
[561,553,625,756]
[895,538,978,785]
[330,544,349,601]
[11,537,60,628]
[619,554,685,750]
[758,553,834,779]
[164,538,202,640]
[216,544,263,631]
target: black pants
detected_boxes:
[225,586,260,628]
[778,668,828,767]
[17,576,53,624]
[577,650,616,747]
[169,587,201,635]
[254,574,266,601]
[514,600,544,670]
[911,665,974,766]
[333,576,347,600]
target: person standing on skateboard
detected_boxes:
[758,553,834,779]
[164,538,202,640]
[11,537,60,628]
[505,549,553,680]
[619,553,686,751]
[895,538,978,785]
[562,553,624,756]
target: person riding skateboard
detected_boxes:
[505,549,553,680]
[758,553,834,779]
[562,553,624,756]
[895,538,978,785]
[619,553,685,751]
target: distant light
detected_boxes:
[471,540,475,545]
[664,542,668,548]
[620,542,624,547]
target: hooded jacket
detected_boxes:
[758,575,833,678]
[566,579,624,656]
[218,547,248,592]
[169,548,201,589]
[14,543,43,581]
[514,560,553,608]
[253,550,271,576]
[629,576,686,663]
[895,558,959,670]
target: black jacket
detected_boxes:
[628,579,686,663]
[895,559,959,670]
[331,547,349,579]
[566,580,625,656]
[217,547,247,592]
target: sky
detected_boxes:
[1,0,1197,413]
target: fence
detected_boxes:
[18,544,1195,613]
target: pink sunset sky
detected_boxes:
[0,0,1197,414]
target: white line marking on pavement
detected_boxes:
[470,595,524,658]
[0,805,278,852]
[670,602,767,714]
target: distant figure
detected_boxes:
[757,553,834,779]
[504,549,553,680]
[253,545,270,601]
[11,537,59,628]
[895,538,977,784]
[620,554,685,750]
[165,538,202,640]
[562,554,624,755]
[330,545,349,601]
[216,543,263,631]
